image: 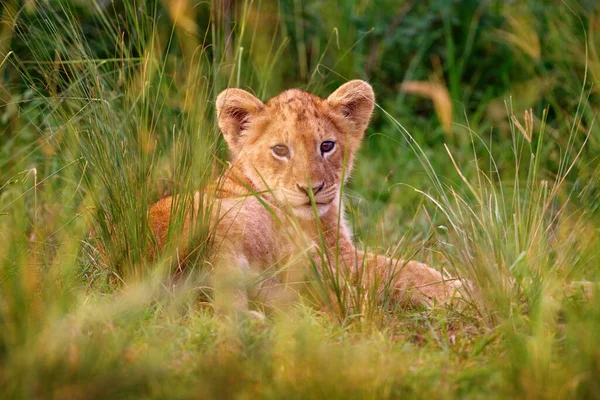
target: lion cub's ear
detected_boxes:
[327,80,375,135]
[216,88,264,155]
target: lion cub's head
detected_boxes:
[216,80,375,218]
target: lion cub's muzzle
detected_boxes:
[296,182,325,197]
[279,184,338,208]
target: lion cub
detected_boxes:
[150,80,463,316]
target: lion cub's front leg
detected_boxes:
[359,252,464,305]
[211,248,265,321]
[316,213,465,306]
[309,241,463,308]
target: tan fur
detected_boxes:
[150,80,463,315]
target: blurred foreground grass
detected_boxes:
[1,1,599,398]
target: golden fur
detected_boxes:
[150,80,463,315]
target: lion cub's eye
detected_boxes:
[320,141,335,155]
[272,145,290,159]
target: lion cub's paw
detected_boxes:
[247,310,267,322]
[409,262,472,307]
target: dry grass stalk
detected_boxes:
[400,81,453,137]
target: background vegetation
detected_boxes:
[1,0,599,398]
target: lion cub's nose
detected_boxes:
[296,182,325,196]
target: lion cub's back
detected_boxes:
[149,195,175,249]
[149,192,285,266]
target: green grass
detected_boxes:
[1,1,599,398]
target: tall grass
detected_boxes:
[0,1,599,398]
